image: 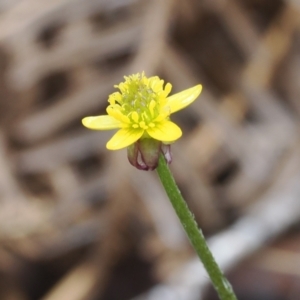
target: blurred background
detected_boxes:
[0,0,300,299]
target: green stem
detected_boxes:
[156,154,238,300]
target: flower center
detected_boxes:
[107,73,172,130]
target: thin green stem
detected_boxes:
[156,154,238,300]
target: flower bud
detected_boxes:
[127,139,172,171]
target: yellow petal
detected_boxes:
[166,84,202,114]
[82,115,122,130]
[146,121,182,142]
[106,128,144,150]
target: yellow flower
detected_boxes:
[82,73,202,150]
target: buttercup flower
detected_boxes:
[82,73,202,170]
